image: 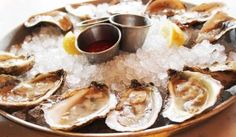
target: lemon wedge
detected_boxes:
[160,20,187,47]
[63,31,80,55]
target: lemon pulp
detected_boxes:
[63,31,80,55]
[160,20,187,47]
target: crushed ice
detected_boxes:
[11,17,228,89]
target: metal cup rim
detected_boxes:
[76,17,109,28]
[109,14,152,29]
[76,23,121,55]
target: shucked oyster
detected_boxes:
[65,4,97,20]
[162,70,223,122]
[43,82,117,131]
[0,74,21,98]
[191,2,224,13]
[145,0,186,17]
[0,52,34,76]
[105,80,162,132]
[184,62,236,90]
[0,69,66,108]
[24,11,73,32]
[196,12,236,43]
[171,2,224,28]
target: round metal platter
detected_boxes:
[0,0,235,136]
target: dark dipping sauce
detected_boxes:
[84,40,114,52]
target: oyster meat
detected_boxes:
[162,70,223,122]
[43,82,117,131]
[0,69,66,108]
[0,74,21,98]
[171,2,224,28]
[184,62,236,90]
[191,2,224,13]
[24,11,73,31]
[105,80,162,132]
[196,11,236,43]
[0,52,34,76]
[145,0,186,17]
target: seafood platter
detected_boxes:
[0,0,236,136]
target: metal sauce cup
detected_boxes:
[76,23,121,64]
[76,17,109,31]
[109,14,152,52]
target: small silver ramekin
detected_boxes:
[109,14,152,52]
[76,17,109,31]
[76,23,121,64]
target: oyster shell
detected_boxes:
[171,12,210,28]
[196,12,236,43]
[184,62,236,90]
[191,2,224,13]
[0,69,66,108]
[208,61,236,71]
[43,82,117,131]
[24,11,73,31]
[0,74,21,96]
[171,2,224,28]
[105,80,162,132]
[162,70,223,122]
[65,4,97,20]
[145,0,186,17]
[0,52,34,76]
[65,0,118,20]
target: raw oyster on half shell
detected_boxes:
[105,80,163,132]
[0,69,66,108]
[43,82,117,131]
[145,0,186,17]
[162,70,223,122]
[24,11,73,32]
[196,12,236,43]
[171,2,224,28]
[191,2,224,13]
[184,62,236,90]
[0,52,34,76]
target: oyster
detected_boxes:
[196,12,236,43]
[65,4,96,20]
[171,2,224,28]
[105,80,162,132]
[162,70,223,122]
[0,69,66,108]
[184,62,236,90]
[145,0,186,17]
[171,12,210,28]
[191,2,224,13]
[0,74,21,96]
[24,11,73,32]
[0,52,34,76]
[65,0,118,20]
[43,82,117,131]
[208,61,236,71]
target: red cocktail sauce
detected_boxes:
[84,40,114,52]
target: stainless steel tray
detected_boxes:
[0,0,235,136]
